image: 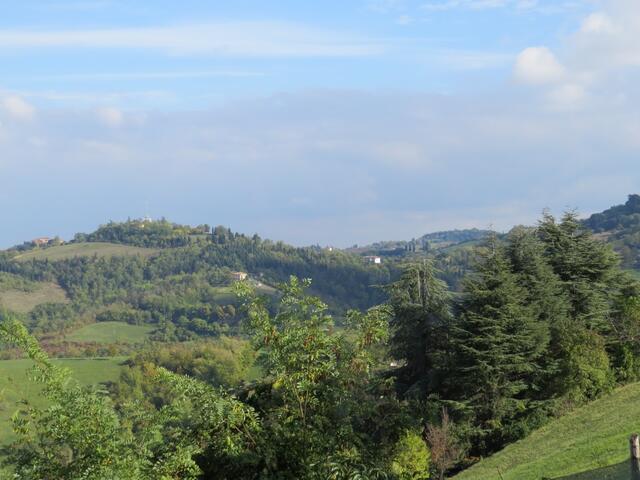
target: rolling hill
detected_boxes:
[0,219,396,347]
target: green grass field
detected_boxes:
[65,321,154,344]
[0,357,125,444]
[454,382,640,480]
[13,242,157,262]
[0,282,68,313]
[210,282,276,303]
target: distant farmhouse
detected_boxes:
[364,255,382,264]
[31,237,63,248]
[32,237,51,246]
[230,271,248,281]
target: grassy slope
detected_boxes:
[0,282,68,313]
[13,242,157,262]
[65,321,154,344]
[0,357,125,443]
[454,382,640,480]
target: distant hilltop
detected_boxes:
[347,228,494,256]
[583,194,640,233]
[418,228,493,245]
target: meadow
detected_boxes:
[64,321,155,344]
[0,281,68,313]
[454,382,640,480]
[12,242,157,262]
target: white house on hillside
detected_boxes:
[230,271,248,281]
[364,256,382,264]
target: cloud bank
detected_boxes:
[2,83,638,248]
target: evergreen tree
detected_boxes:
[506,227,566,399]
[448,238,548,453]
[537,212,620,401]
[386,260,452,396]
[538,211,619,330]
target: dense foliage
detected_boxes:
[0,279,428,479]
[82,218,211,248]
[389,212,640,462]
[418,229,493,246]
[1,208,640,478]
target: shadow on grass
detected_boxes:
[553,460,640,480]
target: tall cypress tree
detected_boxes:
[448,237,548,454]
[387,260,452,396]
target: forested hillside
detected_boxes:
[0,220,395,348]
[584,194,640,269]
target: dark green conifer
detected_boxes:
[448,237,547,453]
[387,260,452,396]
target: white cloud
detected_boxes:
[1,95,35,120]
[571,3,640,69]
[514,1,640,110]
[580,12,615,34]
[96,107,124,127]
[514,47,566,85]
[546,83,586,109]
[0,22,384,57]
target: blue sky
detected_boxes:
[2,0,639,247]
[0,1,588,107]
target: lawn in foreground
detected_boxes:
[454,382,640,480]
